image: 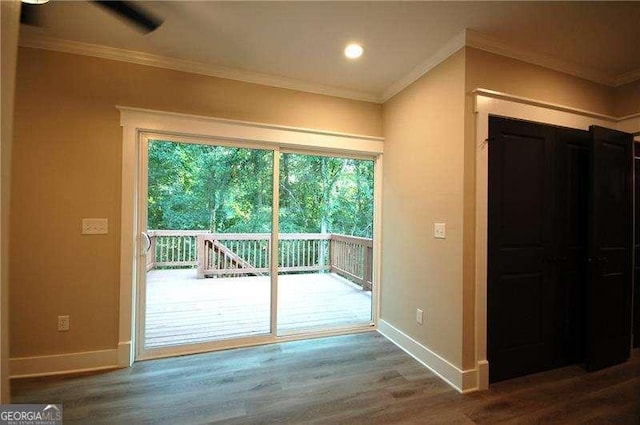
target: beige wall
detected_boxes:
[10,39,638,378]
[1,0,20,402]
[381,49,466,368]
[615,79,640,117]
[380,45,632,376]
[10,47,382,358]
[466,48,616,117]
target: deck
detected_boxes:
[145,269,373,348]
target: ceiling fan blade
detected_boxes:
[92,1,163,34]
[20,3,44,27]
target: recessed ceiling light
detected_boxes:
[344,43,364,59]
[22,0,49,4]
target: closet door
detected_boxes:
[488,117,557,382]
[586,126,634,371]
[554,128,589,365]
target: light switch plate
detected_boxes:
[82,218,108,235]
[434,222,446,239]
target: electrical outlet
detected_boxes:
[58,315,70,331]
[416,308,424,325]
[434,222,446,239]
[82,218,108,235]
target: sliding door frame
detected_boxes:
[136,133,280,360]
[118,107,384,365]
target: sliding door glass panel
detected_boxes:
[144,140,273,349]
[277,153,374,335]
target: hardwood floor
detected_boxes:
[145,270,372,348]
[11,332,640,424]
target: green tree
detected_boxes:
[147,141,374,238]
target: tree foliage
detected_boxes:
[148,140,374,238]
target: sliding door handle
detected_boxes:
[142,232,152,254]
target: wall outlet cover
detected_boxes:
[58,315,70,332]
[82,218,108,235]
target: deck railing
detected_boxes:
[146,230,373,290]
[329,234,373,291]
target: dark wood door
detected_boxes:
[586,126,634,371]
[634,144,640,349]
[554,128,589,365]
[488,117,557,383]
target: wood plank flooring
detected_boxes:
[11,332,640,424]
[145,270,372,348]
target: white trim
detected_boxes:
[18,31,379,103]
[18,29,639,110]
[270,150,280,340]
[119,107,384,365]
[377,320,477,393]
[117,106,384,156]
[117,341,131,368]
[372,155,383,325]
[617,114,640,141]
[615,68,640,87]
[471,89,619,122]
[382,29,640,104]
[135,135,149,360]
[472,88,628,391]
[9,349,119,379]
[380,30,466,102]
[118,124,137,368]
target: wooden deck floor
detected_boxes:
[145,269,372,348]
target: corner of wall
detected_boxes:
[614,79,640,118]
[380,49,472,391]
[377,321,480,393]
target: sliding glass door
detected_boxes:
[137,138,376,358]
[277,152,375,335]
[140,138,273,353]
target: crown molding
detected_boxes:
[18,28,639,107]
[380,30,466,103]
[615,68,640,87]
[465,29,628,88]
[18,30,381,104]
[381,29,639,103]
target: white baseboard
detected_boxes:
[10,349,120,379]
[476,359,489,391]
[117,341,132,367]
[377,319,479,393]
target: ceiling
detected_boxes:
[18,1,640,102]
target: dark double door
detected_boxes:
[488,117,634,383]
